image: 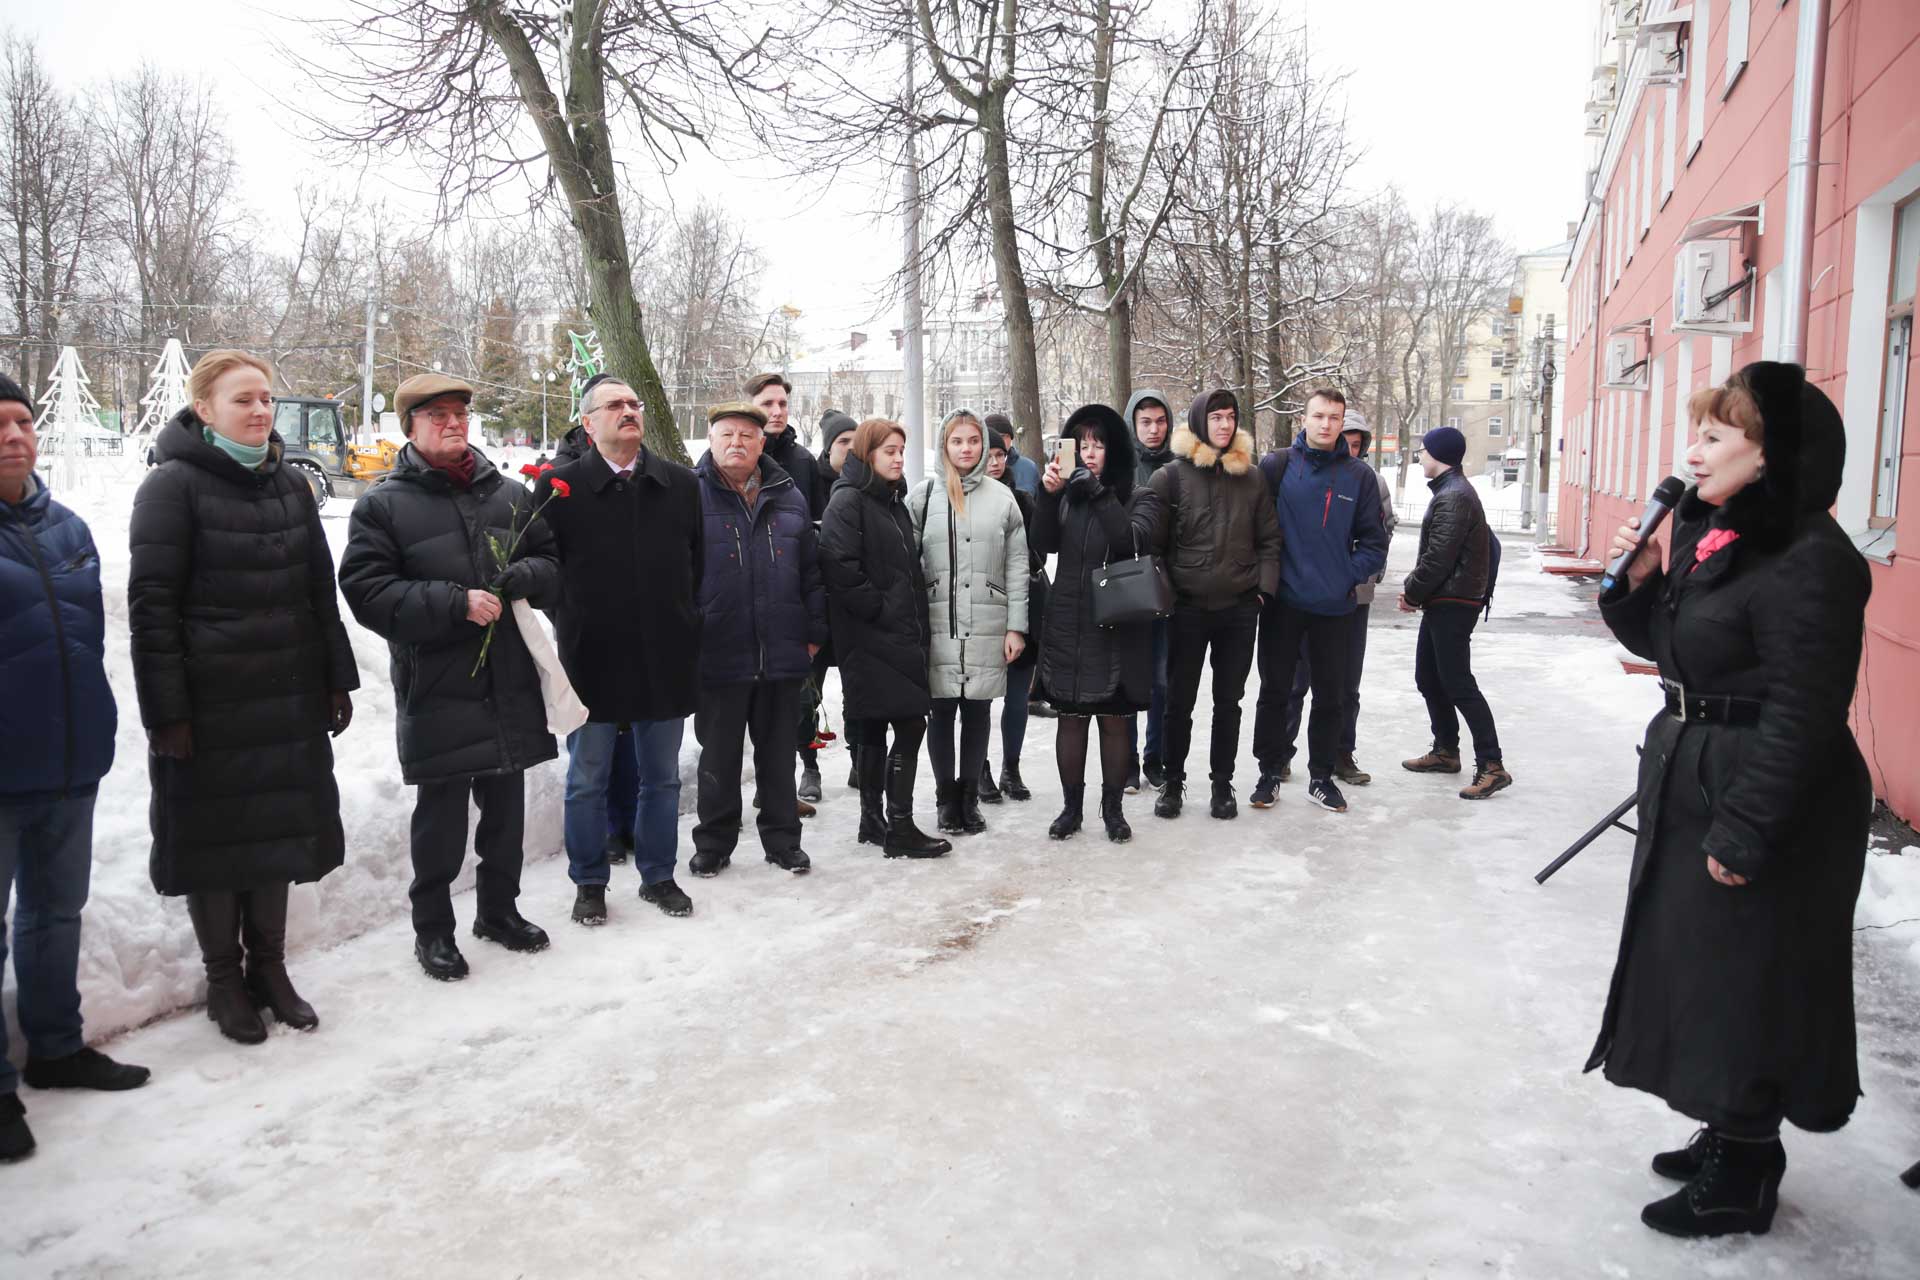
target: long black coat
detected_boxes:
[1008,486,1047,673]
[128,410,359,895]
[1589,362,1872,1134]
[817,453,931,722]
[763,427,825,521]
[535,445,704,720]
[1032,403,1166,713]
[338,445,562,784]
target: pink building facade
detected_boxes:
[1560,0,1919,823]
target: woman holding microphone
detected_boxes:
[1589,362,1872,1238]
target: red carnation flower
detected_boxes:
[550,478,571,498]
[519,462,541,478]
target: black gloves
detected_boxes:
[1066,466,1103,502]
[492,560,540,601]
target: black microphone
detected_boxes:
[1600,475,1689,593]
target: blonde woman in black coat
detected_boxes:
[1593,362,1872,1238]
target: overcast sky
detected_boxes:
[16,0,1592,342]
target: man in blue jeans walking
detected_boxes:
[1,375,149,1163]
[536,376,705,925]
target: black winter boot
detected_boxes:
[188,892,267,1045]
[935,781,966,835]
[1000,761,1031,801]
[1640,1129,1786,1238]
[241,884,319,1031]
[1049,784,1086,840]
[960,781,987,834]
[1100,785,1132,842]
[0,1092,33,1163]
[883,748,951,859]
[846,743,862,792]
[979,760,1003,804]
[1209,779,1238,820]
[1651,1128,1711,1181]
[1154,775,1185,819]
[856,745,889,846]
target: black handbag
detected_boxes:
[1090,526,1173,628]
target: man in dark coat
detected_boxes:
[1146,389,1281,820]
[1249,387,1389,814]
[1590,363,1871,1238]
[533,377,704,926]
[339,373,562,982]
[1126,389,1176,791]
[690,402,828,878]
[0,375,148,1164]
[1397,426,1508,798]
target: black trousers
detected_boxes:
[798,647,833,770]
[1415,603,1502,765]
[410,772,525,937]
[929,697,992,788]
[1163,599,1260,783]
[1275,604,1372,763]
[695,678,803,858]
[1253,603,1355,777]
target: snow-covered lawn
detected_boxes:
[6,465,1919,1277]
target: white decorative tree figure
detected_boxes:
[34,345,108,492]
[133,338,192,438]
[564,329,604,420]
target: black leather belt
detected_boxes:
[1662,678,1762,725]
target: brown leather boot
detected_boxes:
[1333,753,1372,785]
[1402,745,1463,774]
[1459,761,1514,800]
[188,892,267,1045]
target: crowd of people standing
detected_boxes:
[10,348,1891,1245]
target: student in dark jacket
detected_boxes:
[339,373,561,983]
[808,409,862,793]
[1125,389,1176,792]
[1033,404,1167,843]
[1250,387,1388,814]
[1397,426,1509,798]
[817,418,951,859]
[0,374,148,1163]
[1146,389,1281,820]
[982,427,1046,804]
[1589,364,1871,1239]
[533,377,704,927]
[129,350,358,1045]
[689,402,827,878]
[987,411,1041,498]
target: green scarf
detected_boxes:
[203,426,270,470]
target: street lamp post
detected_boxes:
[539,369,557,453]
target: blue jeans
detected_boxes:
[1127,617,1171,763]
[606,729,639,842]
[565,720,684,887]
[0,790,96,1096]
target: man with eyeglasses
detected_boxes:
[340,373,563,981]
[532,377,704,926]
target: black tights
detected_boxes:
[928,697,991,788]
[1056,714,1131,789]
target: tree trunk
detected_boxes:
[981,90,1044,459]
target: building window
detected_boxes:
[1491,351,1505,369]
[1446,416,1460,429]
[1873,197,1919,525]
[1489,383,1504,401]
[1490,319,1506,337]
[1451,385,1464,401]
[1488,416,1504,436]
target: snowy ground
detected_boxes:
[6,463,1920,1277]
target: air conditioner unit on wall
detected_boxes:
[1672,238,1756,334]
[1641,27,1685,87]
[1602,326,1651,391]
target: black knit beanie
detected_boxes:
[0,373,35,418]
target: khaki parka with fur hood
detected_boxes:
[1146,390,1282,611]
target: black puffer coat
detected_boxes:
[128,410,359,895]
[818,452,931,722]
[339,445,561,784]
[1033,404,1166,713]
[1148,402,1281,610]
[1008,486,1047,673]
[1403,466,1491,608]
[1589,362,1872,1134]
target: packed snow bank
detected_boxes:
[1859,841,1920,970]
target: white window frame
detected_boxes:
[1725,0,1750,97]
[1646,352,1668,495]
[1687,1,1710,162]
[1642,116,1656,235]
[1838,163,1920,535]
[1488,415,1505,436]
[1672,335,1695,478]
[1661,86,1678,204]
[1627,384,1644,500]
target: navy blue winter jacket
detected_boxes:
[1,477,116,798]
[695,453,828,685]
[1259,432,1391,616]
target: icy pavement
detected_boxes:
[5,524,1919,1278]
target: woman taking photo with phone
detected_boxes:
[129,350,358,1045]
[908,410,1028,835]
[1032,404,1165,842]
[818,417,951,859]
[1589,363,1872,1239]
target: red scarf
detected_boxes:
[1690,527,1739,573]
[431,448,477,490]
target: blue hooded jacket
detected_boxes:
[694,451,828,685]
[1259,432,1390,616]
[1,475,117,798]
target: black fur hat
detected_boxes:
[1062,402,1136,500]
[1715,361,1846,549]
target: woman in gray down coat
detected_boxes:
[909,410,1028,835]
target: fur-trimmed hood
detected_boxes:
[1684,361,1846,550]
[1179,389,1254,475]
[1062,402,1136,501]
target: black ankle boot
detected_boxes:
[1641,1129,1786,1238]
[853,746,888,845]
[241,884,318,1031]
[188,892,267,1045]
[960,781,986,834]
[1154,775,1185,818]
[1100,785,1132,842]
[1049,784,1086,840]
[884,748,951,858]
[935,781,966,835]
[1000,761,1031,801]
[978,760,1003,804]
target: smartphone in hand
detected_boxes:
[1053,435,1077,473]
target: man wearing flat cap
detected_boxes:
[686,402,826,879]
[532,376,704,926]
[338,371,563,981]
